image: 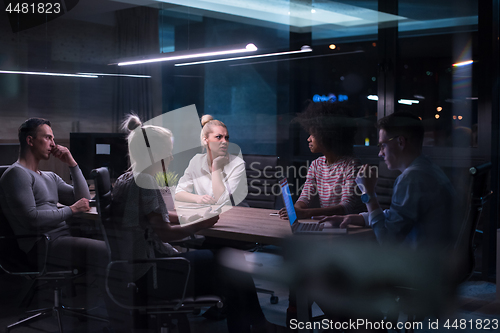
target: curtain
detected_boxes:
[112,6,159,131]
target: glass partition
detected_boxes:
[397,0,478,147]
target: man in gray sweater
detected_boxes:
[0,118,107,275]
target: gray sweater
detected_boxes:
[0,162,90,253]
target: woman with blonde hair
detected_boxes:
[110,114,272,332]
[175,115,247,206]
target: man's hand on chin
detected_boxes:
[51,145,77,167]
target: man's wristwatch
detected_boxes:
[361,192,376,204]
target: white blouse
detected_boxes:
[175,153,248,205]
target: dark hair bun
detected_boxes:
[125,115,142,131]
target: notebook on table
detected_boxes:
[279,178,347,235]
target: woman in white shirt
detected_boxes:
[175,115,247,206]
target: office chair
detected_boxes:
[243,154,281,209]
[395,162,492,333]
[90,167,222,332]
[452,162,492,283]
[0,165,107,333]
[374,161,401,210]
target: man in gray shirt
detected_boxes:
[0,118,107,275]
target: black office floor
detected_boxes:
[0,251,498,333]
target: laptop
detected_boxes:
[279,178,347,234]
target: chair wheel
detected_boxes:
[270,296,279,304]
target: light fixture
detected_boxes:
[398,99,419,105]
[435,114,440,119]
[367,95,378,101]
[453,60,473,67]
[175,45,312,67]
[77,72,151,78]
[116,43,258,66]
[0,70,97,78]
[458,116,463,120]
[436,106,442,112]
[329,44,336,50]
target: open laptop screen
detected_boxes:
[279,178,297,226]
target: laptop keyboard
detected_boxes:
[299,222,320,232]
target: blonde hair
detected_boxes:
[122,114,173,175]
[200,114,227,148]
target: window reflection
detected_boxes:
[397,0,478,147]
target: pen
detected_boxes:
[269,213,279,216]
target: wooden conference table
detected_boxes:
[83,204,373,332]
[83,205,373,246]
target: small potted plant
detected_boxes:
[155,171,179,209]
[155,170,179,188]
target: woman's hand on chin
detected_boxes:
[212,154,229,171]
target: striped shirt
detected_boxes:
[297,156,364,214]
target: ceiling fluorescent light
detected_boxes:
[0,70,97,78]
[398,99,419,105]
[78,72,151,78]
[117,43,257,66]
[229,50,363,67]
[175,45,312,67]
[453,60,473,67]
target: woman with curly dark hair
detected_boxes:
[279,101,364,220]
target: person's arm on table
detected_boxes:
[319,214,366,229]
[279,201,346,220]
[168,211,180,225]
[355,164,418,244]
[295,201,346,219]
[175,163,217,204]
[175,191,216,204]
[148,212,219,242]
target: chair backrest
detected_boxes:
[452,162,492,283]
[90,167,113,260]
[374,161,401,210]
[242,154,280,209]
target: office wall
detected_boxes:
[0,13,116,143]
